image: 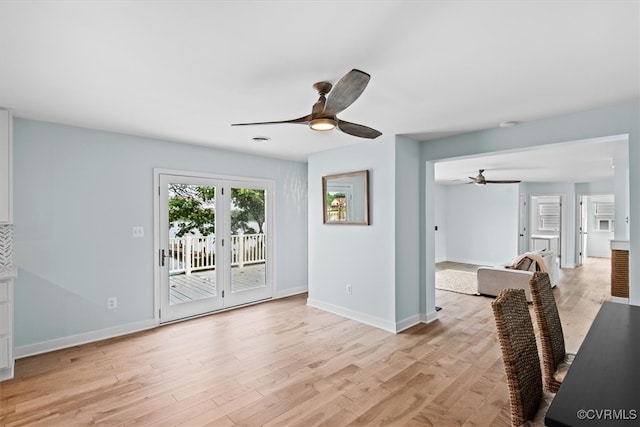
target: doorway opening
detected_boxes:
[529,195,562,266]
[577,194,615,267]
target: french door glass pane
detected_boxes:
[230,187,266,293]
[167,183,217,305]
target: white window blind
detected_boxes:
[539,203,560,231]
[594,202,614,218]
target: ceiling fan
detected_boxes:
[469,169,521,185]
[231,69,382,139]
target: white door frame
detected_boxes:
[529,193,566,267]
[576,194,587,267]
[518,193,527,254]
[153,168,275,325]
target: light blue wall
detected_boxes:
[436,181,613,267]
[308,135,423,329]
[434,185,447,262]
[613,155,630,241]
[422,101,639,304]
[308,136,397,329]
[576,180,614,195]
[13,118,308,347]
[443,183,519,266]
[394,136,421,323]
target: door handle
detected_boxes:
[159,249,169,267]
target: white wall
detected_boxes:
[13,118,308,350]
[442,183,519,266]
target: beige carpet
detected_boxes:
[435,269,479,295]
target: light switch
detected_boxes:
[132,226,144,238]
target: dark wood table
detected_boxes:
[545,301,640,426]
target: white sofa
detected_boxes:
[476,251,559,302]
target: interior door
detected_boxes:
[159,174,224,322]
[158,173,273,323]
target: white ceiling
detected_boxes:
[434,135,629,185]
[1,1,638,181]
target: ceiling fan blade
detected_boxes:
[484,180,522,184]
[337,119,382,139]
[231,115,312,126]
[323,69,370,116]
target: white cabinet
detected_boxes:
[0,276,13,380]
[0,109,12,224]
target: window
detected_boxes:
[539,203,560,231]
[594,202,614,232]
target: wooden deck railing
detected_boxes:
[168,234,265,275]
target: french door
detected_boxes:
[157,172,273,323]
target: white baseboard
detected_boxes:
[16,293,431,358]
[307,298,439,334]
[15,290,307,360]
[15,319,156,360]
[306,298,397,333]
[610,296,629,304]
[423,310,439,323]
[395,314,422,333]
[274,286,308,299]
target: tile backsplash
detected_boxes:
[0,224,13,268]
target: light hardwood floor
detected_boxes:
[1,258,611,426]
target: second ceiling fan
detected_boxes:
[231,69,381,139]
[469,169,521,185]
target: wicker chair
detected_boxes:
[492,288,543,426]
[529,271,575,393]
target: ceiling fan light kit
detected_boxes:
[232,69,381,139]
[309,118,337,131]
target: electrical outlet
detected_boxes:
[346,283,352,295]
[107,297,117,309]
[132,226,144,238]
